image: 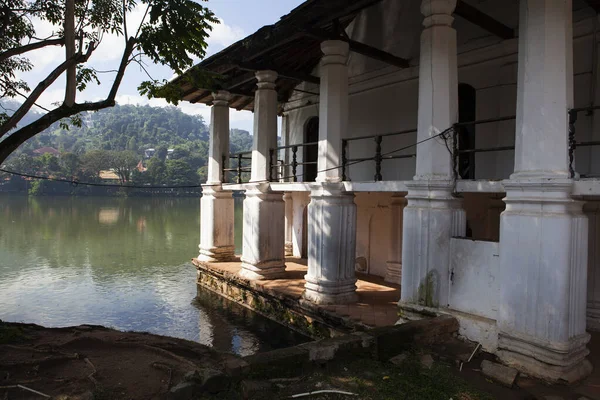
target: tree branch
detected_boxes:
[0,100,116,164]
[64,0,76,106]
[0,44,95,139]
[0,38,65,63]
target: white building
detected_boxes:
[170,0,600,383]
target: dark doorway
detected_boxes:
[304,117,319,182]
[458,84,476,179]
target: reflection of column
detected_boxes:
[198,91,235,262]
[401,0,465,308]
[497,0,591,383]
[304,183,357,304]
[283,192,293,256]
[386,196,406,284]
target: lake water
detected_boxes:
[0,195,308,356]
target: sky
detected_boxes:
[21,0,305,134]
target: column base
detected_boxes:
[497,331,591,383]
[239,183,286,280]
[303,277,358,305]
[239,260,286,280]
[198,246,236,263]
[285,241,293,257]
[385,262,402,285]
[303,183,358,305]
[198,184,235,263]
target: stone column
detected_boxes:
[584,201,600,331]
[304,183,358,304]
[400,0,465,308]
[317,40,349,183]
[283,192,293,256]
[198,91,235,262]
[497,0,591,382]
[239,71,286,280]
[385,196,406,284]
[303,41,357,304]
[251,70,278,183]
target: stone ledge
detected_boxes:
[227,316,459,380]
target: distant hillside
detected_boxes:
[2,102,253,156]
[0,103,255,195]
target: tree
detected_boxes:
[145,156,166,184]
[81,149,110,180]
[0,0,218,164]
[60,152,80,177]
[166,159,199,186]
[109,150,138,184]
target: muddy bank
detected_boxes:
[0,321,240,399]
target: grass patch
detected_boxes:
[0,321,28,344]
[316,355,494,400]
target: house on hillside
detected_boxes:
[32,147,60,157]
[167,0,600,383]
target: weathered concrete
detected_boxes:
[480,360,518,387]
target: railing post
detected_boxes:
[568,109,578,178]
[237,154,242,184]
[292,145,298,182]
[341,139,348,181]
[221,155,227,183]
[269,149,274,182]
[452,124,459,181]
[374,135,382,181]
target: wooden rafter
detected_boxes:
[226,72,257,91]
[303,29,410,69]
[237,63,320,85]
[236,97,254,111]
[189,90,213,104]
[454,0,515,40]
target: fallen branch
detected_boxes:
[290,389,357,398]
[17,384,50,398]
[84,357,98,385]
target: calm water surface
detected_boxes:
[0,195,308,356]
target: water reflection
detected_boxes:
[0,195,306,356]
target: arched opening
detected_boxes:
[304,117,319,182]
[458,84,476,180]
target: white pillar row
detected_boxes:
[283,192,294,256]
[497,0,591,382]
[239,71,286,280]
[316,40,349,183]
[198,91,235,263]
[385,195,406,285]
[400,0,465,308]
[303,40,357,305]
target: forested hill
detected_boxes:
[0,102,254,195]
[5,103,252,155]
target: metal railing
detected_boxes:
[269,142,318,182]
[568,105,600,178]
[342,128,417,181]
[451,115,516,180]
[223,151,252,184]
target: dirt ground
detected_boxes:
[0,321,239,400]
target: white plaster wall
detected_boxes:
[290,191,310,258]
[448,238,500,320]
[354,192,394,278]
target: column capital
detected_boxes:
[211,90,232,106]
[421,0,456,27]
[320,40,350,65]
[255,70,278,90]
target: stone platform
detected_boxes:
[192,257,401,339]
